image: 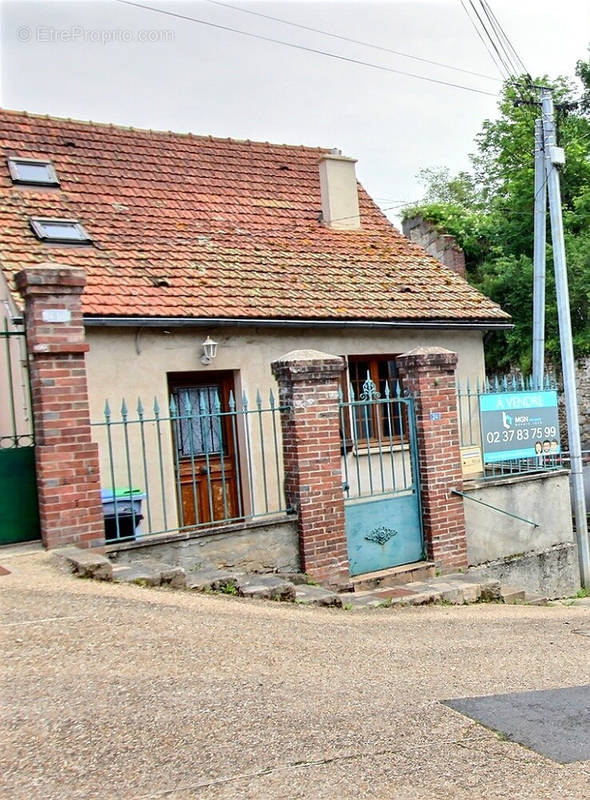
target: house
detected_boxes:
[0,109,512,572]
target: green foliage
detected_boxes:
[404,59,590,372]
[219,581,238,595]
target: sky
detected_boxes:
[1,0,590,227]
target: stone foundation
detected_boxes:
[106,516,300,574]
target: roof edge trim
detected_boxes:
[82,315,513,331]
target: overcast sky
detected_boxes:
[1,0,590,227]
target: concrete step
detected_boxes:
[351,561,436,592]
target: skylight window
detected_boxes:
[29,217,91,244]
[8,157,59,186]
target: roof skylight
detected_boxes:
[8,157,59,186]
[29,217,92,244]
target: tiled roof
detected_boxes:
[0,109,509,323]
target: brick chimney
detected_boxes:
[402,214,466,278]
[319,150,361,230]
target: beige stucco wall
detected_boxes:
[85,324,486,535]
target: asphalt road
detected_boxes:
[2,547,590,800]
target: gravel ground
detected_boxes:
[1,546,590,800]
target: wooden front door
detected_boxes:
[169,372,240,528]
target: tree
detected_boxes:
[403,60,590,373]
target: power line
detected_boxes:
[200,0,500,83]
[459,0,504,79]
[479,1,522,77]
[464,0,510,79]
[481,0,528,76]
[116,0,498,98]
[477,0,535,124]
[461,0,538,130]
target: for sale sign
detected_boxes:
[479,390,561,463]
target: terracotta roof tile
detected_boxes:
[0,109,509,323]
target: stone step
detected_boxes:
[351,561,436,592]
[275,571,309,585]
[185,568,242,592]
[237,574,296,601]
[54,547,113,581]
[112,563,162,586]
[351,574,493,607]
[340,593,391,609]
[295,585,342,608]
[524,593,549,606]
[500,584,526,604]
[127,558,187,589]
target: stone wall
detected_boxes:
[106,516,300,573]
[556,357,590,450]
[402,214,466,277]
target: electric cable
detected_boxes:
[116,0,498,97]
[466,0,512,78]
[481,0,529,75]
[200,0,500,82]
[479,1,522,77]
[459,0,505,79]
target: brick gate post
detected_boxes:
[396,346,467,572]
[15,264,105,550]
[271,350,350,586]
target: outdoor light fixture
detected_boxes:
[200,336,218,365]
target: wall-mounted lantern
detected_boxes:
[200,335,218,365]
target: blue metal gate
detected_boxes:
[339,376,423,576]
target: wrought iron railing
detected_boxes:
[457,373,565,480]
[338,376,419,500]
[91,389,291,542]
[0,318,33,449]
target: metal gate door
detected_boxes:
[0,319,40,545]
[339,376,423,577]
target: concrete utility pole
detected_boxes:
[541,88,590,587]
[532,118,546,388]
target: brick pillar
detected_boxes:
[396,346,467,572]
[271,350,350,586]
[15,264,105,550]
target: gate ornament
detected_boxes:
[360,374,380,401]
[365,526,398,545]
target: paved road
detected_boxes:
[2,548,590,800]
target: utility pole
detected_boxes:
[532,118,546,388]
[541,87,590,587]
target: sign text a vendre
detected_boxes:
[479,390,561,463]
